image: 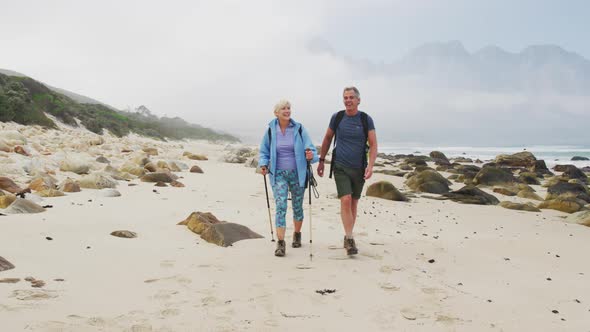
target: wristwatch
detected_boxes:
[319,158,325,162]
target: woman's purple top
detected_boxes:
[275,121,297,170]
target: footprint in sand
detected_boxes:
[201,296,219,306]
[379,282,400,291]
[130,323,154,332]
[400,307,430,321]
[153,290,178,301]
[160,260,175,268]
[160,308,180,317]
[379,265,402,274]
[10,289,58,301]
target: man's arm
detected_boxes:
[364,129,378,180]
[317,128,335,177]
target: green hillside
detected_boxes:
[0,73,239,142]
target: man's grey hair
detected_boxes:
[343,86,360,98]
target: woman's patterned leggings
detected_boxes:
[272,169,305,228]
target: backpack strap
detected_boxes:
[360,111,369,169]
[329,110,346,178]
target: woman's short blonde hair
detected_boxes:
[273,99,291,116]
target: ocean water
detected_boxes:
[378,144,590,169]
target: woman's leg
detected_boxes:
[289,170,305,226]
[273,170,289,241]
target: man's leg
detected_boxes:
[340,194,354,237]
[351,198,360,230]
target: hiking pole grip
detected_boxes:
[263,173,275,242]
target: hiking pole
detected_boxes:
[307,159,313,260]
[263,173,275,242]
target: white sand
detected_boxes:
[1,122,590,331]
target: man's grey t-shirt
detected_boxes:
[329,111,375,169]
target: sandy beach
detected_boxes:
[1,121,590,332]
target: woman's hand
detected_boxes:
[260,166,268,176]
[305,149,313,161]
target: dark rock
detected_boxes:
[181,212,263,247]
[571,156,589,161]
[374,170,407,177]
[494,151,537,167]
[518,172,541,185]
[366,181,408,201]
[96,156,110,164]
[443,186,500,205]
[530,160,553,177]
[141,172,175,183]
[473,167,517,186]
[546,182,590,203]
[110,230,137,238]
[452,157,473,163]
[0,256,15,272]
[154,182,168,187]
[405,156,429,167]
[500,201,541,212]
[561,165,588,183]
[430,151,450,166]
[493,187,518,196]
[405,170,451,194]
[190,165,204,173]
[538,198,586,213]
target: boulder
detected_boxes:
[3,198,45,214]
[452,157,474,163]
[37,189,65,197]
[538,198,586,214]
[571,156,589,161]
[221,147,255,164]
[0,192,17,208]
[156,161,170,169]
[88,136,105,146]
[79,173,118,189]
[0,177,27,194]
[155,182,168,187]
[493,187,517,196]
[168,162,182,172]
[183,152,208,160]
[561,165,588,183]
[103,165,134,181]
[546,182,590,203]
[59,158,91,175]
[529,160,553,176]
[517,190,543,201]
[171,180,185,188]
[0,139,10,152]
[374,170,408,177]
[181,212,263,247]
[565,210,590,227]
[59,178,81,193]
[429,151,450,166]
[518,172,541,185]
[500,201,541,212]
[494,151,537,168]
[405,156,429,166]
[120,163,146,177]
[141,172,175,183]
[473,167,517,186]
[244,157,258,168]
[0,256,15,272]
[110,230,137,238]
[144,162,158,172]
[0,130,27,146]
[190,165,204,174]
[96,156,110,164]
[405,170,451,194]
[132,155,150,166]
[14,146,30,156]
[28,176,58,192]
[442,186,500,205]
[366,181,408,201]
[142,147,158,156]
[99,189,121,197]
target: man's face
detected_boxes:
[343,90,360,111]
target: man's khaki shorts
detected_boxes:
[333,163,365,199]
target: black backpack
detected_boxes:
[329,110,369,178]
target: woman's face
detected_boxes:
[275,105,291,121]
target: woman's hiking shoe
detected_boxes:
[275,240,286,257]
[344,237,358,255]
[292,232,302,248]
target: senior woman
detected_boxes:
[259,99,318,257]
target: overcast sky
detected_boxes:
[1,0,589,145]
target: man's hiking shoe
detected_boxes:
[292,232,302,248]
[275,240,286,257]
[344,237,358,256]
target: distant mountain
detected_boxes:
[0,71,239,142]
[0,68,114,107]
[308,40,590,95]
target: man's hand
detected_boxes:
[364,166,373,180]
[317,161,325,177]
[260,166,268,176]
